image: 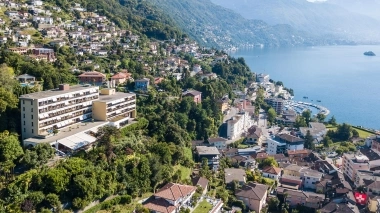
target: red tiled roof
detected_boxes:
[79,71,106,77]
[287,149,310,155]
[143,197,176,213]
[262,166,282,175]
[111,72,127,79]
[154,183,196,201]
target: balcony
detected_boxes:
[39,95,98,113]
[39,105,93,121]
[38,90,98,107]
[107,103,135,113]
[106,97,135,108]
[39,110,92,128]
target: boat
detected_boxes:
[364,51,376,56]
[317,100,321,102]
[303,96,308,99]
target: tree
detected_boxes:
[352,129,359,138]
[328,116,337,126]
[304,130,315,150]
[294,116,307,128]
[0,131,23,164]
[322,136,333,148]
[336,123,352,141]
[267,108,277,125]
[316,113,326,123]
[199,158,211,179]
[268,197,280,211]
[259,157,278,169]
[302,110,312,125]
[21,143,55,169]
[0,87,18,113]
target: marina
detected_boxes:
[284,100,330,116]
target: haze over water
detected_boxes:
[231,45,380,130]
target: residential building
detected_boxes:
[235,183,268,213]
[245,126,263,145]
[267,138,287,155]
[207,137,228,149]
[92,88,136,128]
[238,146,262,156]
[78,71,106,85]
[313,160,337,175]
[196,146,220,170]
[256,73,270,83]
[342,153,370,181]
[191,176,209,195]
[367,180,380,212]
[287,149,311,163]
[110,72,130,85]
[20,85,136,152]
[227,111,251,140]
[276,110,297,127]
[193,64,202,72]
[277,187,323,209]
[135,78,150,91]
[216,97,229,113]
[280,175,303,190]
[17,74,36,83]
[283,164,304,177]
[31,48,56,62]
[143,183,196,213]
[368,136,380,155]
[300,168,323,190]
[262,166,282,181]
[224,168,246,185]
[320,201,359,213]
[265,98,284,114]
[299,122,327,141]
[354,170,380,187]
[182,90,202,104]
[275,134,305,151]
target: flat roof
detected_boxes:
[97,92,135,102]
[20,85,99,100]
[24,120,108,144]
[196,146,220,155]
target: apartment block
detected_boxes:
[342,153,370,181]
[227,111,251,139]
[20,84,136,152]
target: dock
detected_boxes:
[284,100,330,116]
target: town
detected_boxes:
[0,1,380,213]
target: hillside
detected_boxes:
[329,0,380,21]
[147,0,339,48]
[211,0,380,44]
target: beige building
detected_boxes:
[235,182,268,213]
[20,84,136,152]
[342,153,370,181]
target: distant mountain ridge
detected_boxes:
[211,0,380,44]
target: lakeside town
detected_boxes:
[1,1,380,213]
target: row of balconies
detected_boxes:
[38,90,98,107]
[107,107,135,119]
[39,110,92,127]
[107,103,135,113]
[39,95,98,112]
[106,97,135,108]
[39,105,93,121]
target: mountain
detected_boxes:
[210,0,380,44]
[329,0,380,21]
[147,0,342,48]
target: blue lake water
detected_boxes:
[231,45,380,130]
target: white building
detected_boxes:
[267,139,286,155]
[256,73,270,83]
[300,168,323,190]
[262,166,282,181]
[342,153,370,182]
[227,111,251,140]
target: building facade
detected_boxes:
[342,153,370,181]
[227,111,251,140]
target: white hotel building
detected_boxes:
[20,84,136,152]
[227,111,251,139]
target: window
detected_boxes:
[307,177,310,179]
[31,115,33,119]
[23,114,25,118]
[23,121,25,125]
[32,129,34,133]
[31,108,33,112]
[23,100,25,104]
[31,100,33,105]
[23,107,25,111]
[31,122,33,127]
[24,128,26,132]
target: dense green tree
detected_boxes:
[20,143,55,169]
[268,197,280,211]
[304,130,315,150]
[316,113,326,123]
[322,136,333,148]
[259,157,278,169]
[336,123,352,141]
[328,116,337,126]
[302,110,312,125]
[199,158,211,179]
[352,129,359,138]
[295,116,307,128]
[267,108,277,125]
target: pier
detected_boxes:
[284,100,330,116]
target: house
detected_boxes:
[238,146,262,156]
[17,74,36,83]
[262,166,282,181]
[300,168,323,190]
[135,78,150,91]
[245,126,263,145]
[320,201,359,213]
[207,137,228,149]
[283,164,304,177]
[193,64,202,72]
[299,122,327,141]
[143,183,196,213]
[182,90,202,104]
[256,73,270,83]
[154,77,165,85]
[221,148,238,157]
[267,138,287,155]
[287,149,311,163]
[313,160,337,175]
[366,180,380,212]
[235,182,268,213]
[111,72,130,85]
[277,187,323,209]
[78,71,106,85]
[196,146,220,170]
[224,168,246,185]
[280,175,303,190]
[217,97,229,113]
[276,134,305,151]
[5,11,19,18]
[354,170,380,188]
[191,176,208,195]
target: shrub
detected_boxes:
[120,195,132,204]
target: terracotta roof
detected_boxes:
[183,90,202,97]
[192,176,209,189]
[78,71,106,77]
[235,182,268,201]
[287,149,310,155]
[277,133,304,143]
[111,72,129,79]
[246,126,262,138]
[254,152,269,160]
[143,197,176,213]
[262,166,282,175]
[154,183,196,201]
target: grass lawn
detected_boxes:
[352,127,374,138]
[184,147,193,160]
[193,199,213,213]
[238,144,249,149]
[174,165,192,181]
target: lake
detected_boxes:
[231,45,380,130]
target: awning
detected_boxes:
[58,132,96,150]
